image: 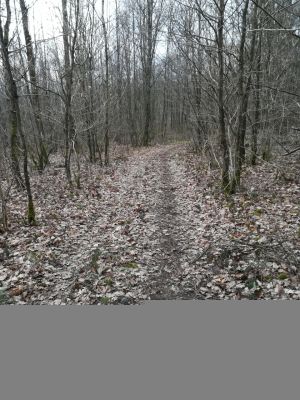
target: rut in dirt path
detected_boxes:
[143,147,195,300]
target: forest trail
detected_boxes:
[1,143,205,304]
[1,143,299,304]
[137,145,195,300]
[1,0,300,306]
[91,143,203,302]
[68,142,205,303]
[146,146,183,299]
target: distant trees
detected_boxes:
[0,0,300,227]
[170,0,300,192]
[138,0,163,145]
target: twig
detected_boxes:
[282,147,300,156]
[191,244,213,264]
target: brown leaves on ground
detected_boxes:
[0,144,299,304]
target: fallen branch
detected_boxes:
[282,147,300,156]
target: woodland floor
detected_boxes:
[0,143,299,304]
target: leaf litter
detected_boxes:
[0,144,299,304]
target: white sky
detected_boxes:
[27,0,114,40]
[30,0,61,39]
[13,0,166,57]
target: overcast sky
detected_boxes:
[25,0,113,40]
[27,0,60,39]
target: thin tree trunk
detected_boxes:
[62,0,72,184]
[217,0,230,192]
[61,0,79,184]
[251,30,262,165]
[102,0,110,165]
[1,1,23,188]
[0,0,35,223]
[19,0,48,172]
[161,21,171,141]
[142,0,155,146]
[132,11,138,145]
[10,94,24,188]
[239,3,258,162]
[0,182,9,232]
[234,0,250,190]
[115,0,123,142]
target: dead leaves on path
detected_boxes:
[0,144,299,303]
[183,151,300,300]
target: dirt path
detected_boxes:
[1,144,200,304]
[75,143,203,303]
[2,143,299,304]
[142,147,186,299]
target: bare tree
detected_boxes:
[101,0,110,165]
[138,0,163,146]
[61,0,80,185]
[0,0,35,223]
[216,0,230,191]
[19,0,48,172]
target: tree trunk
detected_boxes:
[251,31,262,165]
[217,0,230,192]
[142,0,155,146]
[102,0,110,165]
[19,0,48,172]
[0,0,35,223]
[233,0,250,191]
[61,0,79,184]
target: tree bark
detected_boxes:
[233,0,250,191]
[102,0,110,165]
[251,30,262,165]
[61,0,79,184]
[0,0,35,223]
[217,0,230,192]
[19,0,48,172]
